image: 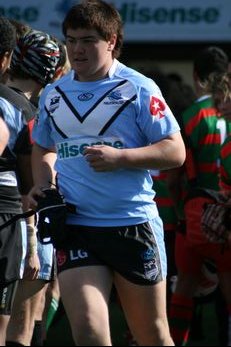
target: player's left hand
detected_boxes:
[84,145,122,172]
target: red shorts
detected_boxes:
[175,232,231,274]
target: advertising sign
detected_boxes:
[0,0,231,42]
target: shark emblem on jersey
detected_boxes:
[108,91,122,100]
[104,90,123,105]
[49,96,61,114]
[150,96,165,119]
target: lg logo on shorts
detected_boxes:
[70,249,88,260]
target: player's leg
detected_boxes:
[58,265,113,346]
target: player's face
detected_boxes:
[65,28,116,82]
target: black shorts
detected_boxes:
[0,281,18,315]
[0,213,23,284]
[56,221,165,285]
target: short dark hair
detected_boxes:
[194,46,229,82]
[62,0,123,59]
[0,16,16,57]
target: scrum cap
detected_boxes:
[11,29,60,86]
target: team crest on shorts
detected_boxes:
[142,248,155,261]
[144,260,159,281]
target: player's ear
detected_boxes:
[107,34,117,52]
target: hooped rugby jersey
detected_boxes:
[33,59,181,226]
[182,95,231,191]
[0,85,36,213]
[220,136,231,191]
[151,170,179,232]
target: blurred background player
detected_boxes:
[1,28,62,347]
[0,16,26,346]
[168,46,231,346]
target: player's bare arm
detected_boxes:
[84,132,185,172]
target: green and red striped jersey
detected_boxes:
[151,171,178,232]
[182,95,231,191]
[220,136,231,191]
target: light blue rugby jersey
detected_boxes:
[0,97,24,187]
[33,60,180,226]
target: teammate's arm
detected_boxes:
[28,143,57,209]
[0,117,9,155]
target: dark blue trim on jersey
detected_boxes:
[99,94,137,135]
[45,106,68,139]
[55,80,127,123]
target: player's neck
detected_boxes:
[6,77,42,100]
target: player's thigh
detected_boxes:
[114,273,169,345]
[7,280,48,342]
[58,265,113,321]
[10,279,47,320]
[115,273,167,322]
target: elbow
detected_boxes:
[170,139,186,169]
[175,146,186,167]
[173,133,186,168]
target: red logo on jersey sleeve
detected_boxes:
[150,96,166,118]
